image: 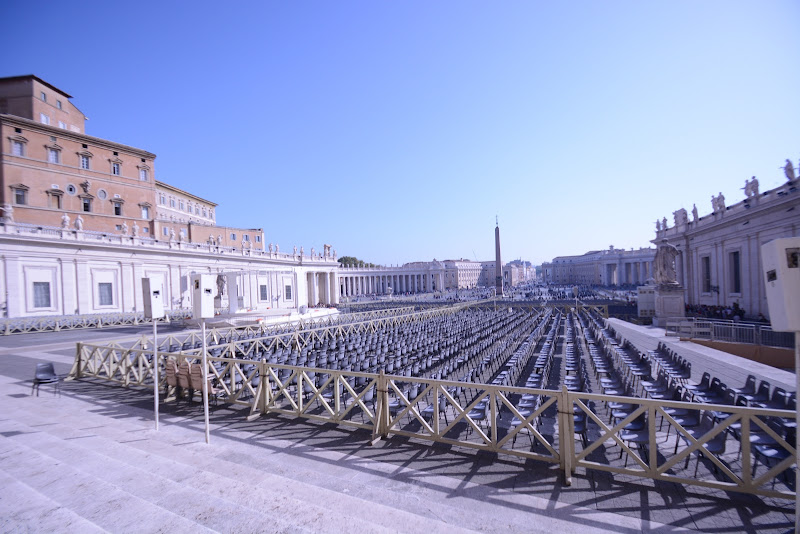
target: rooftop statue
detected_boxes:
[785,159,796,182]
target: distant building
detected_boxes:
[655,172,800,319]
[542,246,656,286]
[0,75,336,318]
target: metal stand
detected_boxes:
[153,320,159,431]
[201,319,211,444]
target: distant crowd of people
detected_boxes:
[684,302,765,322]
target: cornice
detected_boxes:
[0,114,156,159]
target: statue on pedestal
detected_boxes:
[655,219,661,232]
[268,243,273,253]
[121,221,129,235]
[744,176,759,199]
[169,228,176,242]
[785,159,796,182]
[653,239,680,286]
[673,208,688,227]
[74,215,83,231]
[661,217,667,230]
[691,204,698,223]
[216,274,226,297]
[61,213,70,229]
[132,221,139,237]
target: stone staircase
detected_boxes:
[0,377,646,534]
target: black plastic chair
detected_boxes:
[32,362,61,396]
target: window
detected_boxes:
[141,206,150,219]
[112,162,120,175]
[243,235,250,242]
[170,199,175,208]
[58,121,66,129]
[158,193,166,205]
[256,235,261,243]
[179,200,184,210]
[39,113,50,125]
[730,251,741,293]
[80,154,90,169]
[33,282,51,308]
[112,201,123,216]
[203,209,207,217]
[284,285,292,300]
[66,184,77,195]
[97,189,107,200]
[195,206,199,214]
[260,285,268,301]
[47,148,60,163]
[11,140,24,156]
[230,233,236,240]
[40,92,47,102]
[82,198,92,212]
[56,100,62,110]
[701,256,711,293]
[139,168,148,181]
[98,283,114,306]
[47,190,63,209]
[163,227,169,236]
[13,187,27,205]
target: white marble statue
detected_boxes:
[61,213,70,229]
[216,274,226,297]
[661,217,667,230]
[673,208,688,227]
[691,204,698,222]
[300,246,304,256]
[655,220,661,231]
[74,215,83,231]
[169,228,176,242]
[293,245,297,255]
[785,159,796,182]
[132,221,139,237]
[653,239,680,286]
[121,221,129,235]
[269,243,273,253]
[744,176,759,198]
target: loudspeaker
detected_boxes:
[142,275,165,319]
[761,237,800,332]
[192,274,215,319]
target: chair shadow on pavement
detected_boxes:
[48,377,795,534]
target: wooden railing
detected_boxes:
[70,341,796,500]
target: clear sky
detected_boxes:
[3,1,799,266]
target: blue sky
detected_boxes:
[3,1,799,266]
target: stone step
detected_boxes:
[0,468,107,534]
[1,396,483,533]
[0,434,215,533]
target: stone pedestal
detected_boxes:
[653,284,685,327]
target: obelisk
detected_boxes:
[495,217,503,296]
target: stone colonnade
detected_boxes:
[606,260,654,285]
[306,271,337,307]
[339,270,445,298]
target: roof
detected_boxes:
[155,180,218,206]
[0,75,74,99]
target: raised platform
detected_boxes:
[0,322,793,533]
